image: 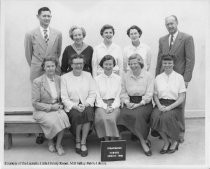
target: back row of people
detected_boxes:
[25,8,153,82]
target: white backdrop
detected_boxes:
[4,0,207,117]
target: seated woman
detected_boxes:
[117,53,154,156]
[32,56,70,156]
[61,54,96,157]
[92,24,123,77]
[150,54,186,154]
[61,26,93,74]
[94,55,121,141]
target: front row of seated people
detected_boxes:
[32,53,186,157]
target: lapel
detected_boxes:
[163,35,170,52]
[54,75,61,99]
[170,32,183,53]
[45,28,57,55]
[41,74,52,98]
[34,27,48,50]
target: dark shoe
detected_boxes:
[80,144,88,157]
[75,147,81,154]
[131,134,139,141]
[144,149,152,156]
[151,130,160,137]
[75,141,81,154]
[167,142,179,154]
[36,134,45,144]
[146,139,151,148]
[160,143,171,154]
[53,136,57,143]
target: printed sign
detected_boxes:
[101,140,126,161]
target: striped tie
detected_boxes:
[169,35,174,49]
[43,29,49,43]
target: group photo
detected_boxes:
[2,0,208,168]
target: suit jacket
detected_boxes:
[24,27,62,81]
[32,74,61,112]
[155,32,195,82]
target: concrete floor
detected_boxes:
[3,118,205,169]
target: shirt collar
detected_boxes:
[163,70,175,77]
[99,42,114,49]
[129,70,145,79]
[170,30,178,39]
[130,41,143,49]
[46,75,55,82]
[40,26,50,33]
[101,72,114,78]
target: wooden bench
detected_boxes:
[4,114,43,149]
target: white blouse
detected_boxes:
[95,73,121,109]
[120,70,154,105]
[46,77,57,103]
[61,71,96,112]
[154,71,186,100]
[92,42,123,77]
[123,42,152,72]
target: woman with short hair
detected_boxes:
[150,54,186,154]
[92,24,123,77]
[61,26,93,74]
[94,55,121,141]
[118,53,154,156]
[61,54,96,157]
[32,56,70,156]
[123,25,152,72]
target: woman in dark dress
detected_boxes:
[117,53,154,156]
[61,54,96,157]
[150,54,186,154]
[61,26,93,74]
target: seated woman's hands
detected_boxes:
[76,104,85,112]
[162,106,172,112]
[158,104,172,112]
[51,103,62,111]
[124,102,144,109]
[106,106,114,114]
[84,102,90,107]
[125,102,135,109]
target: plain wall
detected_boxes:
[4,0,207,117]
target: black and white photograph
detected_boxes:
[1,0,209,169]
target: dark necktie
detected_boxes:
[169,35,174,49]
[43,29,49,44]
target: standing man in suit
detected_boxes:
[25,7,62,82]
[24,7,62,144]
[155,15,195,143]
